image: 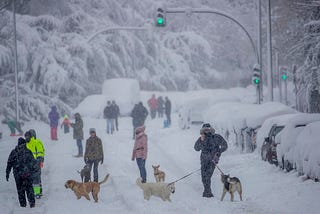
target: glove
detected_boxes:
[40,162,44,168]
[6,174,9,182]
[212,153,220,164]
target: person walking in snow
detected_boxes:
[194,123,228,198]
[157,96,164,118]
[111,100,120,131]
[6,137,37,208]
[130,102,148,139]
[24,130,45,199]
[84,128,104,182]
[164,96,172,126]
[70,113,84,157]
[60,114,71,134]
[2,116,23,136]
[28,129,45,198]
[147,94,158,119]
[48,106,59,140]
[131,125,148,183]
[103,101,115,134]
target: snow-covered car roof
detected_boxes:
[205,102,296,136]
[255,113,299,151]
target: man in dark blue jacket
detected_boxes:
[6,137,37,207]
[194,123,228,198]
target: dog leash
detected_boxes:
[169,168,201,185]
[214,164,225,175]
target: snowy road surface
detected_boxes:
[0,114,319,214]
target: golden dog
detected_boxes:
[65,174,109,202]
[152,165,166,182]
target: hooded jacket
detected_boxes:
[132,126,148,160]
[6,138,37,179]
[48,106,59,128]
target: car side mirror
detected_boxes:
[264,137,270,142]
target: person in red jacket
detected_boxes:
[131,125,148,183]
[147,94,158,119]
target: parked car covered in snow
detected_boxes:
[276,114,320,172]
[257,114,298,165]
[261,124,285,165]
[293,121,320,181]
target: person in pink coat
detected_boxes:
[131,125,148,183]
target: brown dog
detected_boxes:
[65,174,109,202]
[152,165,166,182]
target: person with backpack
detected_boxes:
[6,137,37,208]
[194,123,228,198]
[60,114,71,134]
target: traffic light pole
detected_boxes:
[165,8,259,64]
[164,8,261,103]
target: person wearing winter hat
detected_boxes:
[194,123,228,198]
[29,129,45,198]
[6,137,37,208]
[131,125,148,183]
[84,128,104,182]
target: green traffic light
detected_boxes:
[281,75,287,80]
[254,78,260,84]
[157,17,164,25]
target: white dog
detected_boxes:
[136,178,175,202]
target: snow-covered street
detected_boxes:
[1,114,319,214]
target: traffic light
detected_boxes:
[252,64,261,85]
[280,67,287,81]
[156,8,166,26]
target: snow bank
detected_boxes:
[73,95,109,118]
[102,78,141,116]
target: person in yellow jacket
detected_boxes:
[25,130,45,199]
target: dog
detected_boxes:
[77,164,91,182]
[136,178,175,202]
[220,174,243,202]
[65,174,110,202]
[152,165,166,182]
